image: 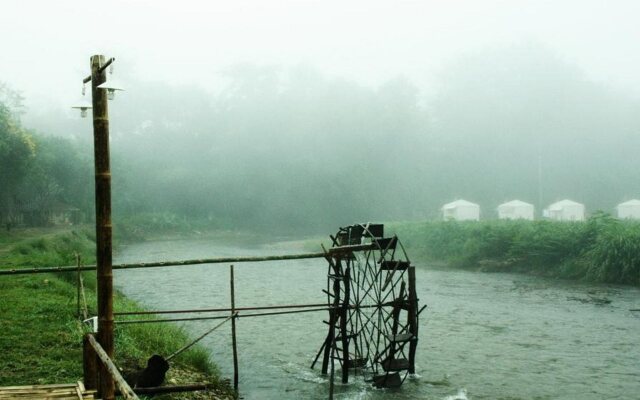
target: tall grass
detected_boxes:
[0,228,233,397]
[391,213,640,285]
[4,229,95,267]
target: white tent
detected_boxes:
[543,199,585,221]
[442,199,480,221]
[616,199,640,219]
[497,200,534,220]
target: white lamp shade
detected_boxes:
[97,80,125,92]
[71,98,93,110]
[71,98,93,117]
[97,78,125,100]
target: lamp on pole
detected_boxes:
[75,54,123,400]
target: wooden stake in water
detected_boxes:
[408,265,418,374]
[230,265,239,390]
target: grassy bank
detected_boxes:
[115,212,273,246]
[0,227,234,398]
[390,213,640,286]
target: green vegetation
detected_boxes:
[1,228,95,269]
[390,213,640,286]
[115,212,231,242]
[0,228,234,398]
[0,86,94,228]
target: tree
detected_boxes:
[0,85,34,226]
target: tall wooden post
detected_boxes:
[83,334,99,391]
[90,54,115,400]
[230,265,239,391]
[321,257,340,375]
[407,266,418,374]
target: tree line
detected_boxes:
[6,43,640,234]
[0,85,93,228]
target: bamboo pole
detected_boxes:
[116,307,329,325]
[76,253,81,319]
[230,265,239,390]
[114,302,329,316]
[86,334,139,400]
[80,272,89,320]
[164,315,233,361]
[90,54,114,400]
[0,252,326,275]
[75,254,89,320]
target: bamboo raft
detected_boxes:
[0,381,96,399]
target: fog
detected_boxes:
[2,1,640,232]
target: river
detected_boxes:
[114,238,640,400]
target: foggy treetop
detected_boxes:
[1,1,639,232]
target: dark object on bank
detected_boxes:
[126,355,169,389]
[128,315,234,391]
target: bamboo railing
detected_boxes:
[0,252,326,275]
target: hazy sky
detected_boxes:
[1,0,639,114]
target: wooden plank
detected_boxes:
[0,384,76,390]
[75,384,83,400]
[0,382,95,400]
[379,260,410,271]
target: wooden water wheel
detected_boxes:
[312,223,420,393]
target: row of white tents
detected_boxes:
[442,199,640,221]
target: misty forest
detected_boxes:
[3,44,639,233]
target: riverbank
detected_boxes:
[0,227,235,399]
[389,213,640,286]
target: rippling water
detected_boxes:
[115,239,640,400]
